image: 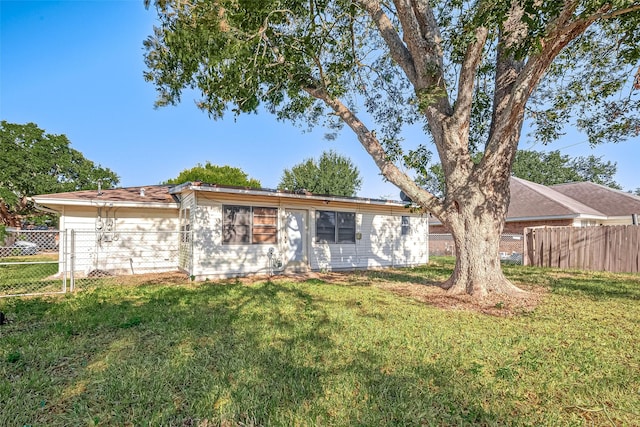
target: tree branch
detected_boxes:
[395,0,451,112]
[597,3,640,20]
[483,1,619,174]
[452,26,489,130]
[303,86,446,217]
[356,0,418,84]
[358,0,452,120]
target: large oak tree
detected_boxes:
[143,0,640,297]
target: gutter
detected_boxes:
[30,200,62,215]
[429,213,609,226]
[172,183,406,208]
[31,198,179,210]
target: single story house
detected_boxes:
[430,177,640,235]
[32,182,429,280]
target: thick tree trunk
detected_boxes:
[0,200,19,227]
[441,181,526,298]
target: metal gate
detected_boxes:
[0,229,67,297]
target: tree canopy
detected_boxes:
[163,162,261,188]
[144,0,640,297]
[278,150,362,197]
[0,121,119,226]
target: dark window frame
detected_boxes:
[401,215,411,236]
[222,205,278,245]
[180,207,191,243]
[315,210,356,244]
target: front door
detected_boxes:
[284,209,308,272]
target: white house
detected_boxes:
[32,183,429,280]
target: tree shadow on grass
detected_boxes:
[350,357,502,425]
[549,274,640,300]
[1,282,334,425]
[0,279,566,425]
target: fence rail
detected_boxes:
[524,225,640,273]
[0,229,66,297]
[1,229,190,297]
[429,233,524,264]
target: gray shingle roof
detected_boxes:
[550,181,640,217]
[508,177,605,219]
[32,185,178,205]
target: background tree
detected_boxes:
[0,121,119,227]
[144,0,640,297]
[163,162,261,188]
[568,155,621,189]
[425,150,622,197]
[278,150,362,196]
[512,151,621,188]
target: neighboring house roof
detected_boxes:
[430,177,626,227]
[507,177,606,220]
[32,182,407,211]
[550,181,640,217]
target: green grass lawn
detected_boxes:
[1,258,639,426]
[0,254,62,296]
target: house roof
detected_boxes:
[168,181,406,207]
[507,177,605,220]
[32,185,180,209]
[32,182,407,211]
[550,181,640,217]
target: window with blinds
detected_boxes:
[315,210,356,243]
[222,205,277,244]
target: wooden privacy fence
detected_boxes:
[524,225,640,273]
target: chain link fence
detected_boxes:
[0,228,66,297]
[69,230,190,291]
[429,233,524,264]
[2,228,525,297]
[1,229,191,297]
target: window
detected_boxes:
[315,211,336,243]
[315,210,356,243]
[252,207,278,244]
[401,216,411,236]
[180,208,191,243]
[223,205,277,244]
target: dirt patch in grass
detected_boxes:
[263,270,547,317]
[100,271,192,286]
[374,281,546,317]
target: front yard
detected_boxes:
[1,258,639,425]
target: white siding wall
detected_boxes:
[178,191,197,273]
[601,216,637,226]
[191,199,280,279]
[309,209,428,271]
[51,194,429,280]
[61,207,179,231]
[396,215,429,265]
[59,207,179,276]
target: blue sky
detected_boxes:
[2,0,639,198]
